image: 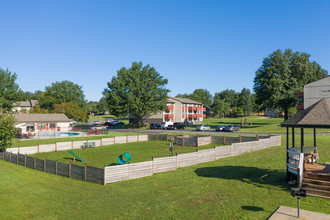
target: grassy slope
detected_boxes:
[29,141,224,168]
[1,136,330,219]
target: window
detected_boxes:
[50,123,56,129]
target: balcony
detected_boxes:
[297,104,304,110]
[188,106,197,110]
[297,92,304,98]
[188,114,197,118]
[203,107,206,111]
[203,114,206,117]
[164,114,174,118]
[167,106,174,110]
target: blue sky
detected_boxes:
[1,0,329,101]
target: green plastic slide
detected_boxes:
[68,151,85,162]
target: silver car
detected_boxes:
[196,125,211,131]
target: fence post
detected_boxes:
[103,165,106,186]
[55,142,57,152]
[16,152,19,164]
[34,156,37,169]
[126,136,128,143]
[114,136,116,144]
[196,149,199,164]
[214,146,216,160]
[85,163,87,181]
[56,160,58,175]
[24,154,27,167]
[10,152,12,163]
[137,135,139,142]
[69,161,72,178]
[100,138,103,146]
[38,144,39,153]
[44,157,47,172]
[183,137,185,146]
[176,152,178,169]
[239,135,241,143]
[18,147,20,154]
[268,133,271,138]
[223,136,226,145]
[256,135,259,141]
[152,156,154,175]
[72,141,74,149]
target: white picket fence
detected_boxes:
[6,135,149,155]
[104,136,281,184]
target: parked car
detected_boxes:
[91,125,107,130]
[167,122,185,130]
[225,125,240,132]
[104,120,119,127]
[161,121,173,129]
[196,125,211,131]
[215,125,225,131]
[150,123,161,129]
[113,122,125,128]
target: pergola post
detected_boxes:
[301,128,304,153]
[292,127,295,148]
[313,128,316,147]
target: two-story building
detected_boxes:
[297,76,330,110]
[13,100,39,113]
[140,97,206,125]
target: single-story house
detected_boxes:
[13,100,39,113]
[14,114,72,134]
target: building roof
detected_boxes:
[304,75,330,87]
[14,114,72,123]
[169,97,203,105]
[14,100,39,108]
[281,98,330,128]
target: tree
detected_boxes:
[54,102,88,122]
[103,62,170,127]
[231,107,244,117]
[40,81,87,111]
[96,97,109,114]
[191,89,212,107]
[29,105,49,114]
[253,49,328,120]
[238,88,253,115]
[0,68,21,112]
[212,98,230,117]
[0,114,16,151]
[215,89,239,108]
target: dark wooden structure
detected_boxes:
[281,98,330,199]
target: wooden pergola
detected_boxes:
[281,98,330,175]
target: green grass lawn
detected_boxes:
[1,135,329,219]
[29,141,223,168]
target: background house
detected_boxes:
[14,114,72,134]
[13,100,39,113]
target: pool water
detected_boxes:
[39,132,80,137]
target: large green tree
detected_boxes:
[238,88,253,115]
[214,89,239,108]
[103,62,170,127]
[0,68,21,112]
[253,49,328,120]
[0,114,16,151]
[212,98,230,117]
[40,81,87,111]
[54,102,88,122]
[96,97,109,114]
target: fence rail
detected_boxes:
[6,135,149,155]
[1,135,281,185]
[103,136,281,184]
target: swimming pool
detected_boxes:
[39,132,80,137]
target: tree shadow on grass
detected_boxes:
[195,166,288,189]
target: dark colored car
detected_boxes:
[215,125,225,131]
[168,122,185,130]
[113,122,125,127]
[225,125,240,132]
[150,123,161,129]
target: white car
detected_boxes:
[196,125,211,131]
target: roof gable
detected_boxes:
[168,97,203,105]
[281,98,330,128]
[14,114,72,123]
[304,76,330,87]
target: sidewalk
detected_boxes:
[269,206,330,220]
